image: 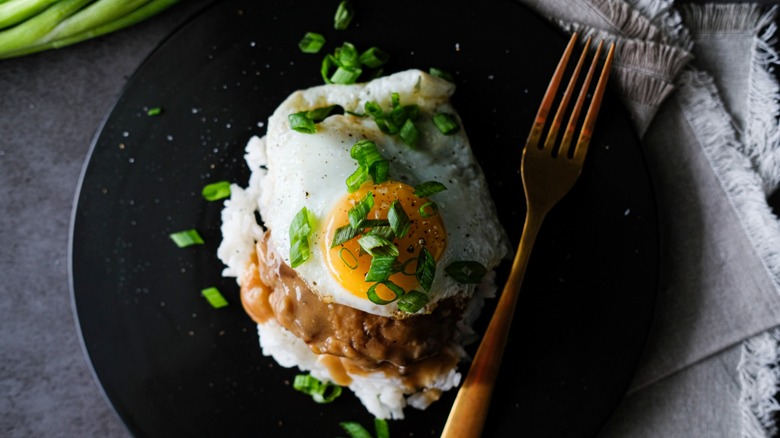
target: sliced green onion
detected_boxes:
[346,164,369,193]
[146,106,162,116]
[289,105,342,133]
[397,290,429,313]
[415,247,436,292]
[169,229,204,247]
[289,239,310,269]
[413,181,447,197]
[364,101,384,119]
[364,94,420,148]
[320,54,337,84]
[347,140,389,192]
[429,67,455,82]
[371,158,389,184]
[399,118,420,148]
[335,41,359,68]
[298,31,325,53]
[365,224,394,241]
[373,117,396,135]
[339,419,389,438]
[331,224,360,248]
[321,42,360,84]
[350,140,384,171]
[289,111,316,134]
[366,280,404,305]
[201,287,228,308]
[289,207,315,268]
[307,105,341,122]
[348,191,374,228]
[339,248,359,269]
[374,419,390,438]
[388,201,411,239]
[391,92,401,108]
[359,47,389,68]
[201,180,231,201]
[339,422,372,438]
[360,219,390,228]
[357,234,399,258]
[366,255,396,282]
[419,201,438,218]
[433,112,460,135]
[333,0,354,30]
[331,218,392,248]
[446,260,488,284]
[330,65,362,84]
[293,374,342,403]
[397,257,418,275]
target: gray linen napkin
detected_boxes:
[515,0,780,436]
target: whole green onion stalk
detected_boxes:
[0,0,181,59]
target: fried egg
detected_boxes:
[249,69,509,318]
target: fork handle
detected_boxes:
[441,208,545,438]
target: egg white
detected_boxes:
[254,69,509,318]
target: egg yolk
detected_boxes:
[322,181,448,301]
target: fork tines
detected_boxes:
[528,32,616,161]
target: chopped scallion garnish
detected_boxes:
[201,181,231,201]
[339,422,372,438]
[146,107,162,116]
[289,111,316,133]
[399,118,419,148]
[445,260,488,284]
[415,247,436,292]
[366,255,396,282]
[360,219,390,228]
[201,287,228,308]
[348,191,374,228]
[366,280,404,305]
[333,0,355,30]
[397,257,418,275]
[339,419,390,438]
[346,140,389,192]
[397,290,429,313]
[293,374,342,403]
[339,248,359,269]
[307,105,341,122]
[413,181,447,198]
[388,201,411,239]
[345,164,369,192]
[298,32,325,53]
[357,234,399,258]
[289,105,342,134]
[330,65,362,84]
[419,201,438,218]
[364,93,420,148]
[289,207,315,268]
[365,224,395,241]
[335,42,359,68]
[320,41,388,84]
[169,229,204,247]
[359,47,389,69]
[433,112,460,135]
[331,224,360,248]
[374,419,390,438]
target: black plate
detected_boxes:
[70,0,658,436]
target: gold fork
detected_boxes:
[441,33,615,438]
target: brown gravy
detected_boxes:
[240,233,464,389]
